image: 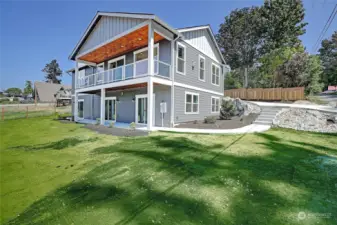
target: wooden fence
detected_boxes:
[224,87,305,101]
[1,104,71,120]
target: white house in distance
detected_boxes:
[69,11,230,130]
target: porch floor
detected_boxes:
[76,119,146,129]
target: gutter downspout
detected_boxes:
[170,35,181,127]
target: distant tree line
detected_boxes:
[216,0,336,95]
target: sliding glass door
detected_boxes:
[105,97,116,121]
[135,94,155,125]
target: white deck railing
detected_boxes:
[76,59,171,89]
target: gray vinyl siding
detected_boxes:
[78,16,146,55]
[180,29,223,63]
[77,94,101,120]
[103,86,171,126]
[174,86,222,123]
[174,40,224,94]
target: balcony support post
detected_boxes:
[170,40,175,127]
[74,92,78,122]
[100,88,105,125]
[147,21,154,130]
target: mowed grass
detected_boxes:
[0,117,336,224]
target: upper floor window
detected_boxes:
[177,43,186,75]
[199,55,205,81]
[185,92,199,114]
[211,63,220,86]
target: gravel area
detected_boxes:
[175,113,259,129]
[273,108,337,133]
[84,124,149,136]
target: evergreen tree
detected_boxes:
[24,80,33,96]
[42,60,62,84]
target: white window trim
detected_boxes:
[97,62,104,71]
[176,42,186,75]
[105,97,117,122]
[77,99,84,120]
[108,55,126,66]
[211,96,220,113]
[133,43,159,76]
[211,63,220,86]
[185,91,199,114]
[198,54,206,82]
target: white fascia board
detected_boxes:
[174,82,224,96]
[75,76,150,93]
[178,25,226,65]
[75,21,150,60]
[69,12,100,60]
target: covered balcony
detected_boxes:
[74,21,174,90]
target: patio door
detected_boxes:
[135,94,155,125]
[105,97,116,121]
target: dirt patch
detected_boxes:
[175,113,259,129]
[84,124,148,137]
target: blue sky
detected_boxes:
[0,0,336,90]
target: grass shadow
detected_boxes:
[9,137,98,151]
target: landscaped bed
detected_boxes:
[1,116,336,224]
[176,113,259,129]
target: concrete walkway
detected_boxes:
[138,124,271,134]
[249,101,337,113]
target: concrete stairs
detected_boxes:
[254,107,283,125]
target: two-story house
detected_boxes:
[69,12,230,130]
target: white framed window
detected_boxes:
[211,63,220,86]
[176,42,186,75]
[198,55,205,81]
[211,96,220,113]
[78,99,84,119]
[185,91,199,114]
[133,43,159,76]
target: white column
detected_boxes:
[148,21,154,76]
[147,77,153,130]
[74,92,78,122]
[170,39,175,127]
[74,61,79,122]
[100,88,105,125]
[147,21,154,131]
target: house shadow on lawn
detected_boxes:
[9,137,98,151]
[5,132,337,224]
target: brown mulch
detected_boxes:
[175,113,259,129]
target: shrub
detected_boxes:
[96,118,101,125]
[220,99,235,120]
[204,116,216,124]
[129,122,136,130]
[109,121,115,128]
[13,97,19,102]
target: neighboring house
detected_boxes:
[34,81,71,103]
[69,11,230,130]
[54,87,72,106]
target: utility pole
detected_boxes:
[244,67,248,88]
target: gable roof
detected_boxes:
[69,11,180,61]
[34,82,71,102]
[177,25,226,64]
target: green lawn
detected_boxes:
[0,117,336,224]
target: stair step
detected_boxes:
[258,116,275,120]
[254,120,273,125]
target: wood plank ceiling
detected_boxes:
[78,25,164,64]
